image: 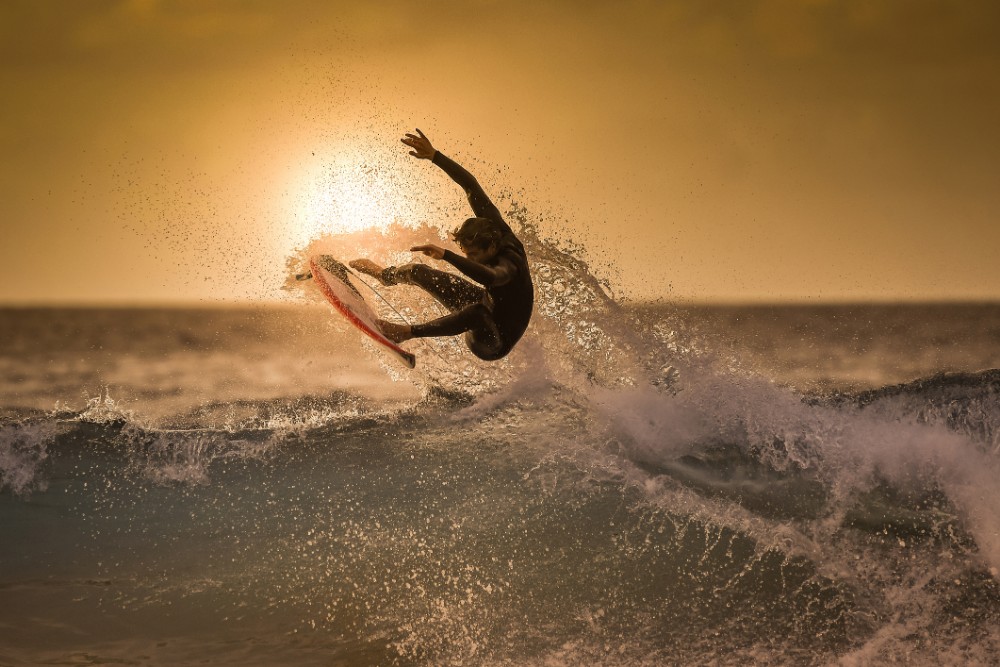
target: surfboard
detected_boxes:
[308,255,416,369]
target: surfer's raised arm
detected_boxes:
[401,129,504,227]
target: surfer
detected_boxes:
[351,129,534,361]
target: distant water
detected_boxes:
[3,296,1000,665]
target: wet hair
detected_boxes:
[452,217,501,250]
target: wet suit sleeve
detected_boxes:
[442,250,518,287]
[432,151,513,235]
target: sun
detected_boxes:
[287,143,419,246]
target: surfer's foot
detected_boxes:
[377,319,413,344]
[349,259,394,286]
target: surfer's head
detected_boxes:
[453,217,501,261]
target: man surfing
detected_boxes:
[350,129,534,361]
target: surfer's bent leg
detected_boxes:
[385,263,483,313]
[409,303,505,359]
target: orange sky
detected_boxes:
[2,0,999,303]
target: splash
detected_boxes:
[284,209,665,400]
[0,420,60,495]
[283,210,1000,579]
[75,387,136,425]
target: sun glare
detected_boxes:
[288,144,420,247]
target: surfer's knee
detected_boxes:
[463,304,506,360]
[465,330,508,361]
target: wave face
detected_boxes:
[3,235,1000,665]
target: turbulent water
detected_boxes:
[3,229,1000,665]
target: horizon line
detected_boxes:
[3,296,1000,309]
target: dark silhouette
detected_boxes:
[351,129,534,361]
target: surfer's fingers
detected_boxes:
[416,128,427,139]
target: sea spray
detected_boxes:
[0,229,998,663]
[0,420,60,495]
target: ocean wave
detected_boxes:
[828,368,1000,452]
[3,226,999,663]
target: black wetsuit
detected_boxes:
[392,151,534,360]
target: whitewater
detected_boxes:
[2,223,999,665]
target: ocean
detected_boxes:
[3,240,1000,664]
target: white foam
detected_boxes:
[0,421,61,495]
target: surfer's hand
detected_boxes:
[411,244,445,260]
[401,129,435,160]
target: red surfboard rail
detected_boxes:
[309,257,416,369]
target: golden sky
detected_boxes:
[2,0,999,303]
